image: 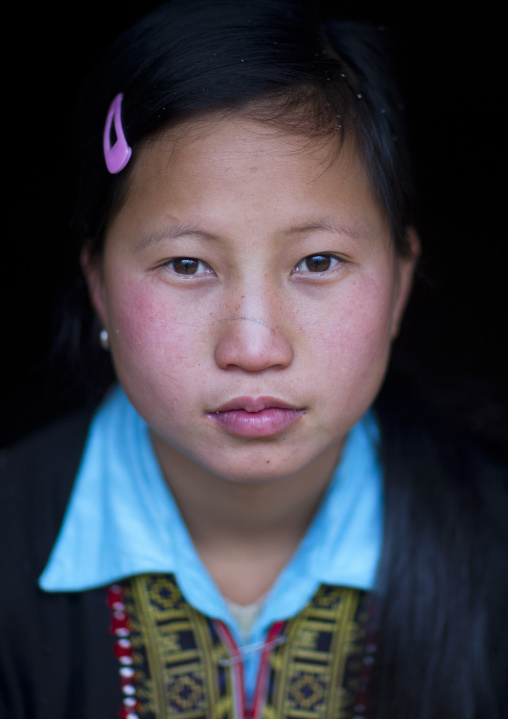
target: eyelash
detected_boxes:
[165,257,214,276]
[164,253,342,277]
[293,254,341,274]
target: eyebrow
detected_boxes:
[135,223,219,252]
[135,218,367,251]
[283,220,367,241]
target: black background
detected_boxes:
[2,0,507,445]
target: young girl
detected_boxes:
[1,1,507,718]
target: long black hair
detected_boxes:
[58,2,508,717]
[373,365,508,719]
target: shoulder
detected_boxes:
[0,407,94,577]
[0,408,124,719]
[0,404,93,471]
[376,360,508,483]
[376,372,508,545]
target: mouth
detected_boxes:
[206,396,306,438]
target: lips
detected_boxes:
[207,396,306,437]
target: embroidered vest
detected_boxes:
[108,574,379,719]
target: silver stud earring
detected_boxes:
[99,329,110,351]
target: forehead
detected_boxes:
[109,114,388,243]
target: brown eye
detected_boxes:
[305,254,331,272]
[171,257,200,274]
[298,253,340,273]
[293,253,341,275]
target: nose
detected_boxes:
[214,313,294,372]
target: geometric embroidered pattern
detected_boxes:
[108,575,379,719]
[261,585,379,719]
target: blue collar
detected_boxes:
[40,385,383,644]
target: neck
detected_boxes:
[150,434,343,604]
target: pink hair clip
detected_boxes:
[103,93,132,174]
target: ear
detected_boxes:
[390,226,421,339]
[80,242,108,329]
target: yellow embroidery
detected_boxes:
[119,575,376,719]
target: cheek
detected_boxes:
[305,278,395,393]
[106,280,208,384]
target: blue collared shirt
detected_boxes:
[40,385,383,701]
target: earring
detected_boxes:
[99,329,110,351]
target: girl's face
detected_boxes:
[85,116,417,484]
